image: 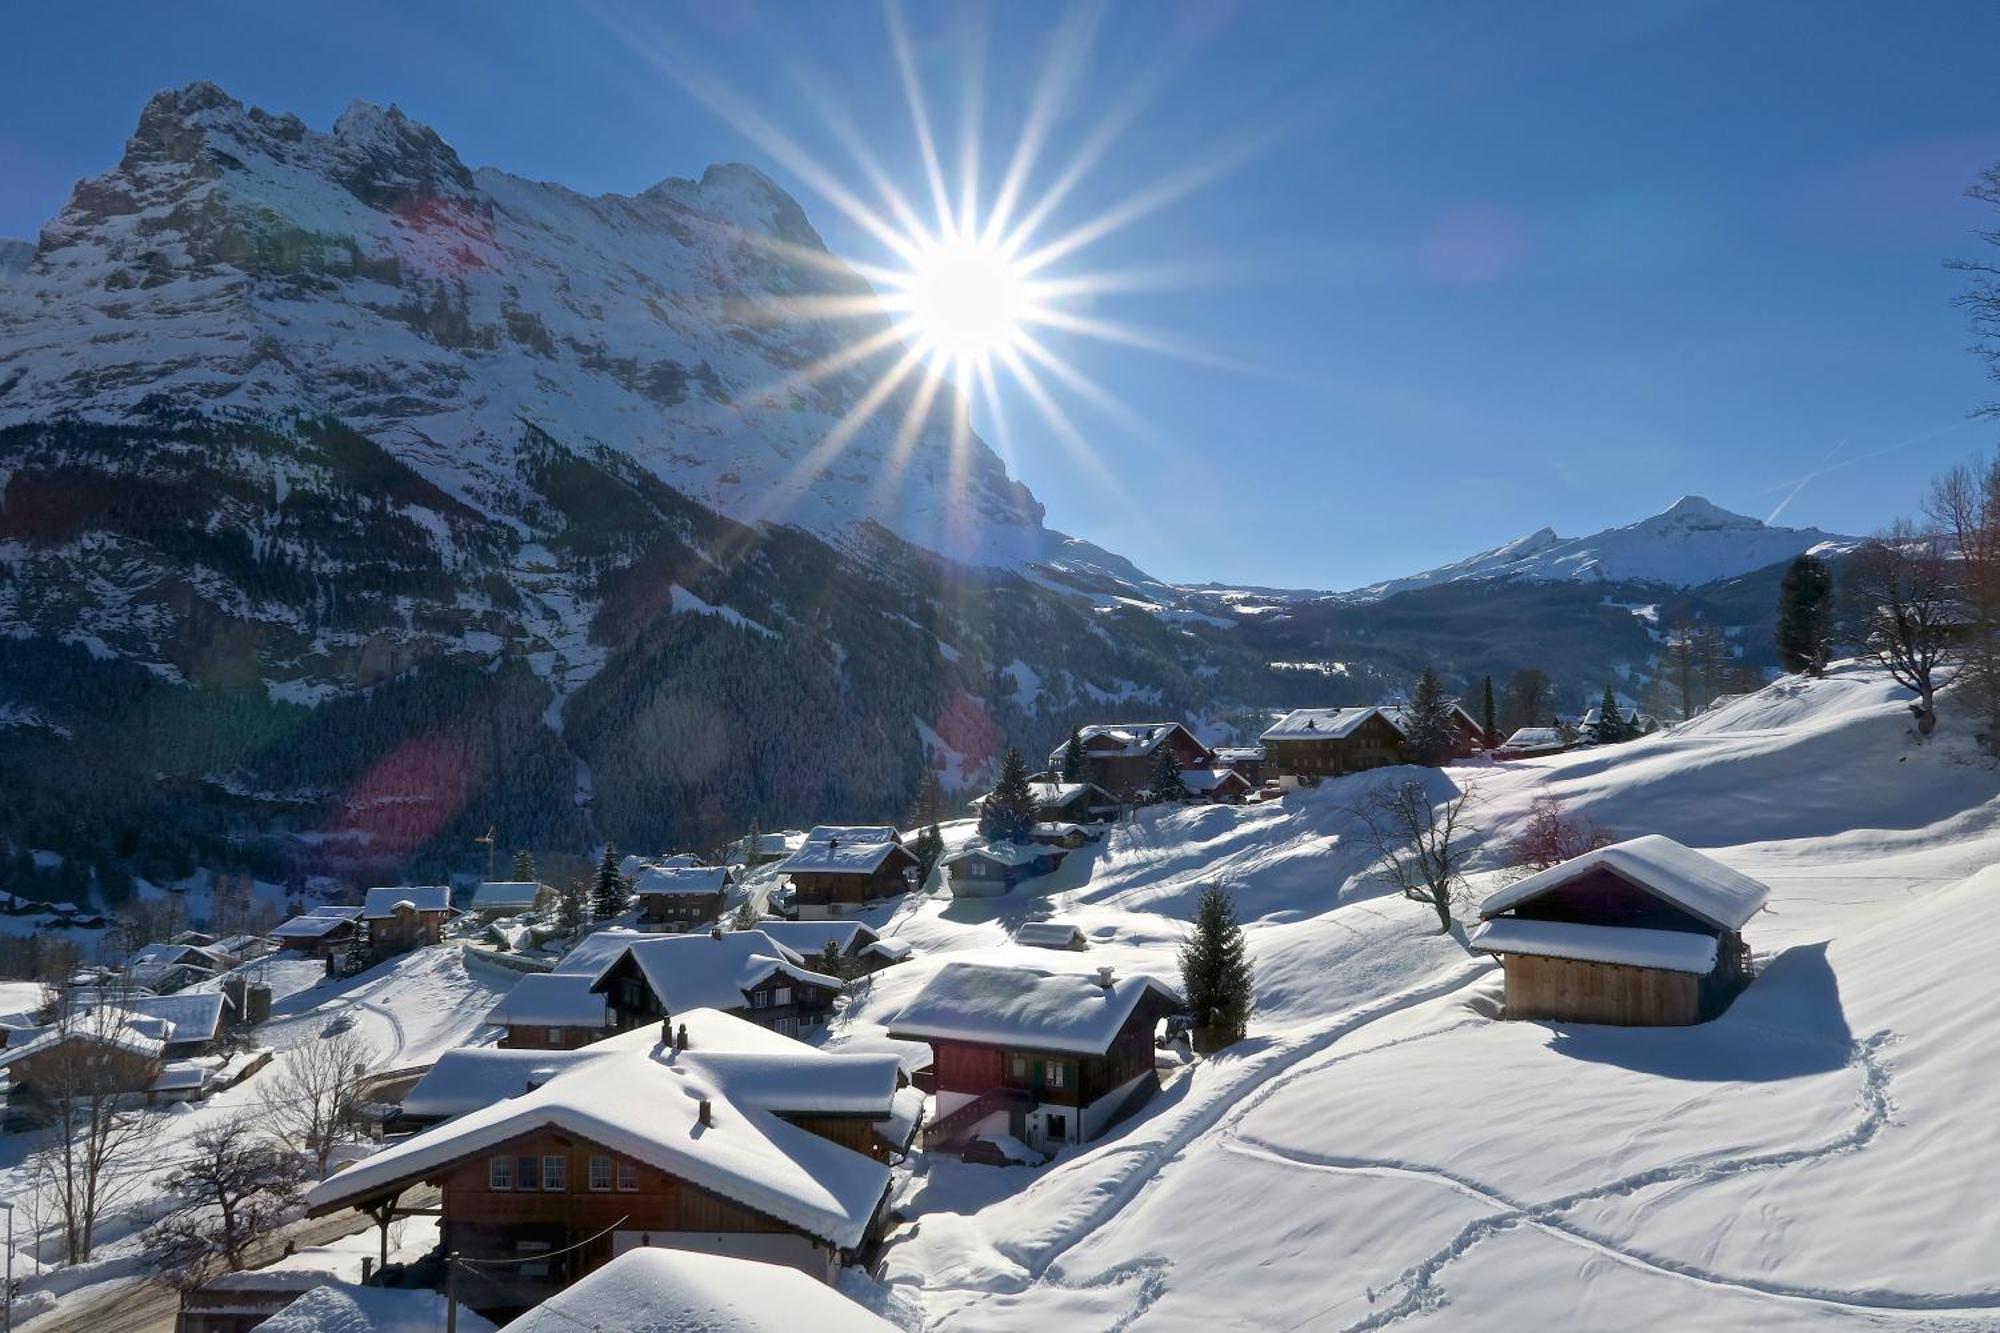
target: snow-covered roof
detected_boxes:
[128,991,229,1044]
[1378,702,1481,738]
[128,959,218,989]
[401,1046,605,1121]
[1261,707,1383,742]
[754,921,879,956]
[362,885,451,918]
[1049,722,1198,765]
[778,832,917,876]
[306,904,365,919]
[486,973,608,1030]
[272,913,355,940]
[1022,780,1115,806]
[260,1283,496,1333]
[1470,918,1720,974]
[499,1248,896,1333]
[804,825,899,845]
[1212,745,1267,762]
[309,1016,894,1249]
[1180,767,1249,795]
[875,1084,926,1154]
[1478,835,1771,933]
[944,841,1057,869]
[467,881,545,911]
[1013,921,1088,949]
[0,1011,166,1068]
[1498,727,1568,751]
[595,930,840,1013]
[551,927,654,979]
[147,1060,211,1093]
[632,865,733,897]
[863,936,914,963]
[888,963,1179,1056]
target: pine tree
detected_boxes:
[591,843,628,921]
[1776,552,1835,677]
[1179,884,1253,1050]
[510,849,535,882]
[1480,675,1498,747]
[1060,726,1085,783]
[816,940,845,980]
[731,899,759,930]
[554,874,586,935]
[912,822,945,887]
[342,921,370,976]
[1403,667,1458,766]
[911,767,945,827]
[981,747,1037,840]
[1148,736,1186,804]
[1596,686,1628,745]
[743,817,763,866]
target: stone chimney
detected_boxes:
[698,1098,712,1127]
[1097,965,1116,988]
[676,1022,689,1052]
[660,1012,673,1045]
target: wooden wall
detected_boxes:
[1502,954,1700,1026]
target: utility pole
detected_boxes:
[446,1252,458,1333]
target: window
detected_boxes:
[749,990,770,1009]
[616,1159,640,1191]
[488,1157,513,1191]
[516,1155,539,1191]
[1008,1053,1027,1079]
[546,1027,563,1044]
[516,1240,552,1280]
[771,987,793,1007]
[541,1154,566,1191]
[775,1016,800,1038]
[588,1156,611,1191]
[1044,1062,1066,1090]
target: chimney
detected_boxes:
[697,1098,712,1127]
[660,1013,672,1045]
[1097,966,1116,988]
[526,1066,558,1094]
[709,925,723,941]
[676,1022,689,1052]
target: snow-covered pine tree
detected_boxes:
[1148,735,1186,804]
[342,921,369,976]
[731,899,759,930]
[1403,667,1458,766]
[816,940,844,980]
[1596,686,1628,744]
[744,816,763,865]
[591,843,628,920]
[911,766,946,827]
[1060,726,1085,783]
[912,822,945,887]
[1179,884,1253,1050]
[510,848,535,882]
[981,746,1037,841]
[1776,552,1835,677]
[1480,675,1498,747]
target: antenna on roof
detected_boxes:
[473,825,497,881]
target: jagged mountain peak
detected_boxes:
[1348,495,1859,600]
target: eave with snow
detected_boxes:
[775,827,920,919]
[588,928,844,1041]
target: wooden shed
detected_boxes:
[1471,834,1766,1026]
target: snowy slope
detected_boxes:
[814,661,2000,1329]
[0,82,1065,572]
[1347,496,1860,600]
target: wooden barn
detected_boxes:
[490,973,611,1050]
[775,827,920,919]
[632,865,735,932]
[1471,834,1767,1026]
[1047,723,1214,803]
[361,886,454,959]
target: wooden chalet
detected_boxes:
[269,905,362,960]
[942,840,1068,897]
[632,865,734,932]
[467,880,552,920]
[1380,702,1488,758]
[775,827,920,920]
[502,1248,899,1333]
[1048,723,1214,803]
[1493,726,1570,759]
[888,962,1182,1156]
[590,928,843,1040]
[1211,745,1266,785]
[489,973,611,1050]
[1260,707,1409,782]
[1471,834,1766,1026]
[303,1013,911,1319]
[361,886,454,959]
[1179,767,1253,803]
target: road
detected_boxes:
[40,1187,441,1333]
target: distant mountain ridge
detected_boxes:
[1344,495,1858,601]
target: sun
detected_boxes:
[892,233,1034,372]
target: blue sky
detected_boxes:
[5,1,1999,589]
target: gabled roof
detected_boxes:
[308,1015,894,1249]
[0,1011,166,1068]
[402,1046,606,1121]
[1478,834,1771,932]
[551,927,654,979]
[128,991,230,1044]
[944,840,1058,870]
[1260,707,1385,742]
[486,973,608,1030]
[803,825,899,845]
[778,832,918,876]
[307,904,365,919]
[1180,768,1251,796]
[1470,918,1719,974]
[1049,722,1203,767]
[593,930,841,1014]
[1378,701,1482,738]
[499,1247,897,1333]
[1497,726,1568,752]
[1212,745,1267,762]
[362,886,452,918]
[468,881,545,912]
[888,962,1180,1057]
[632,865,734,897]
[272,913,355,941]
[1013,921,1087,949]
[754,921,880,956]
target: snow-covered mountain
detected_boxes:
[1346,495,1860,601]
[0,81,1070,570]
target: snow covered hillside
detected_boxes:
[1346,495,1859,601]
[818,663,2000,1329]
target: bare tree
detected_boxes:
[32,991,166,1263]
[1849,522,1960,736]
[257,1027,375,1178]
[1349,778,1480,935]
[1498,668,1552,734]
[1505,794,1614,873]
[142,1114,309,1287]
[1928,455,2000,743]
